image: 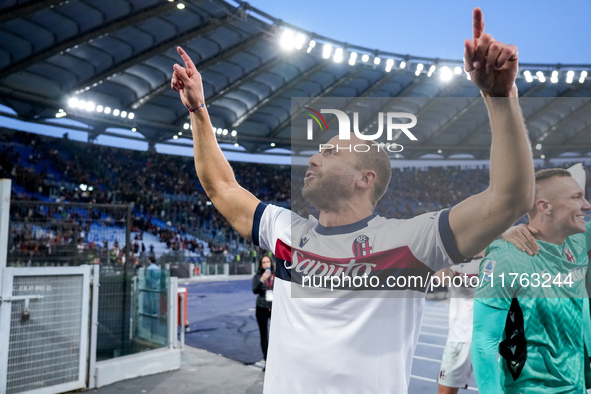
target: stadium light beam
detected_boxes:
[280,30,296,50]
[440,66,453,82]
[322,44,332,59]
[333,47,343,63]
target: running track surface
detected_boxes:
[183,279,478,393]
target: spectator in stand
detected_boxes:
[252,254,274,370]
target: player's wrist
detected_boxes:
[186,103,206,112]
[481,84,518,98]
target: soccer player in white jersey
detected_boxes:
[171,8,534,393]
[436,252,483,393]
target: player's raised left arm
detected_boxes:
[449,8,535,258]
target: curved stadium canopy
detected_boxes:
[1,0,591,160]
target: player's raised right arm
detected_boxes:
[171,46,260,240]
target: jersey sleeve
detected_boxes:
[398,208,469,272]
[475,240,530,310]
[251,203,292,260]
[584,220,591,252]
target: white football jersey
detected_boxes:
[253,203,463,394]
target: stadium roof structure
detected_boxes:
[1,0,591,161]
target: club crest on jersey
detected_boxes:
[564,246,575,263]
[352,234,373,257]
[482,259,496,281]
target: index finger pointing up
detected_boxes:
[177,46,197,72]
[472,7,484,39]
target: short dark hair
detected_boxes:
[527,168,572,219]
[354,145,392,207]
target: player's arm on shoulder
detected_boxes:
[502,224,539,255]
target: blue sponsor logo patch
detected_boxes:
[482,259,496,281]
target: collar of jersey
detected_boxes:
[315,214,377,235]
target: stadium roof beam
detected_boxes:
[172,54,283,127]
[354,77,427,135]
[0,2,177,79]
[131,31,265,110]
[545,100,591,144]
[387,77,467,144]
[422,98,482,146]
[460,83,550,146]
[563,123,591,146]
[320,70,400,133]
[230,60,328,131]
[72,14,232,93]
[0,0,65,24]
[268,66,366,139]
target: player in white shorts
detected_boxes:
[170,8,534,393]
[437,254,482,393]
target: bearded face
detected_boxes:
[302,165,354,212]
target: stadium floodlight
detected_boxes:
[550,70,558,83]
[79,184,87,191]
[580,71,588,83]
[173,135,179,139]
[121,111,127,118]
[440,66,453,82]
[270,142,276,147]
[234,143,239,147]
[294,33,306,50]
[427,64,436,77]
[322,44,332,59]
[178,132,182,135]
[541,154,546,159]
[333,47,343,63]
[536,71,546,83]
[96,105,104,113]
[454,66,462,75]
[523,70,533,83]
[280,29,296,50]
[374,57,381,65]
[231,130,237,137]
[385,58,394,72]
[309,40,316,48]
[76,100,86,109]
[113,109,120,116]
[399,61,406,69]
[68,97,78,107]
[535,143,542,150]
[55,109,66,118]
[566,70,575,84]
[183,123,190,130]
[177,3,185,9]
[437,149,442,154]
[361,54,369,63]
[349,52,357,66]
[128,112,134,119]
[415,63,424,76]
[104,107,111,114]
[222,129,228,136]
[132,128,137,132]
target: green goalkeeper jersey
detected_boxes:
[475,229,591,394]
